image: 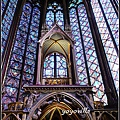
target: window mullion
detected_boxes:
[54,12,56,23]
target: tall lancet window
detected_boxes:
[69,8,88,85]
[91,0,119,94]
[2,0,18,55]
[69,0,107,104]
[2,2,41,109]
[46,2,64,30]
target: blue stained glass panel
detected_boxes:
[2,0,18,55]
[100,0,119,49]
[46,11,54,29]
[2,0,8,12]
[91,0,119,94]
[56,11,64,30]
[43,53,54,78]
[56,54,67,78]
[78,4,107,104]
[69,8,88,85]
[2,3,32,109]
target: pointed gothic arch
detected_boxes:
[39,24,74,47]
[2,113,21,120]
[27,92,93,120]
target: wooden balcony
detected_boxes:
[8,102,23,110]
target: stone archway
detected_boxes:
[38,102,80,120]
[27,92,93,120]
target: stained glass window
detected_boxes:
[46,11,54,29]
[43,53,54,78]
[2,2,41,109]
[91,0,119,94]
[2,3,32,110]
[69,0,83,8]
[46,2,64,30]
[115,0,119,4]
[56,11,64,30]
[69,2,108,104]
[69,8,88,85]
[22,6,40,87]
[2,0,8,13]
[43,53,67,78]
[77,4,107,104]
[100,0,118,49]
[56,54,67,78]
[2,0,118,110]
[2,0,18,55]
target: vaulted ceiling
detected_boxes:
[43,33,70,59]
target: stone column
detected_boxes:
[36,44,42,85]
[68,62,72,85]
[71,44,78,84]
[22,113,27,120]
[89,93,96,120]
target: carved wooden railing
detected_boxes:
[8,102,24,110]
[42,78,71,85]
[93,101,104,109]
[2,102,27,120]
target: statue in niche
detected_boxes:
[76,91,93,109]
[23,91,40,111]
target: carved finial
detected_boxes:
[41,22,48,37]
[42,21,48,31]
[65,19,72,39]
[65,19,71,31]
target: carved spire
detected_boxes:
[41,21,48,37]
[65,19,72,37]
